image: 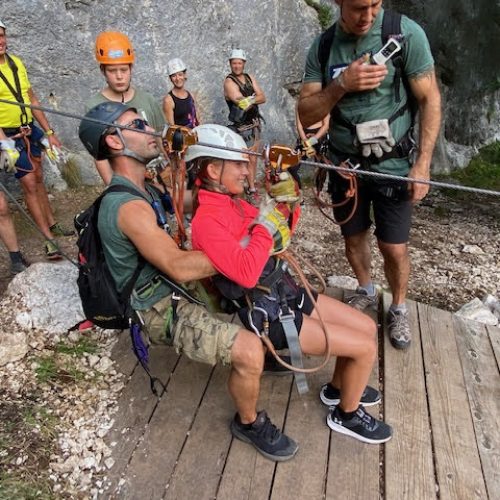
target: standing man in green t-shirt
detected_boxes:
[298,0,441,349]
[85,31,165,185]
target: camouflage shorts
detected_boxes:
[141,295,240,366]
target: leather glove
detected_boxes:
[302,137,318,158]
[0,139,20,173]
[253,199,291,255]
[269,172,300,203]
[237,95,256,111]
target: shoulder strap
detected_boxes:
[318,23,337,88]
[0,55,29,125]
[382,10,404,103]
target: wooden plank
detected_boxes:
[325,288,380,500]
[103,346,179,496]
[113,355,214,499]
[217,374,293,500]
[418,303,487,500]
[487,324,500,369]
[383,295,436,500]
[271,358,333,500]
[165,364,235,499]
[110,329,137,377]
[453,317,500,499]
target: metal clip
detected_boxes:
[162,125,197,155]
[247,306,269,338]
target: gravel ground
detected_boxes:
[0,186,498,498]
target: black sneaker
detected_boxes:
[10,254,31,275]
[319,383,381,407]
[230,411,299,462]
[263,354,293,376]
[327,405,392,444]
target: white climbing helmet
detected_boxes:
[185,124,249,163]
[167,58,187,76]
[0,19,6,30]
[229,49,247,61]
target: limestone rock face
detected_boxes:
[1,0,498,177]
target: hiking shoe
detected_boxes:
[230,410,299,462]
[263,354,293,376]
[345,287,379,311]
[327,405,392,444]
[320,383,381,407]
[10,254,30,275]
[50,222,75,237]
[44,240,62,260]
[387,309,411,349]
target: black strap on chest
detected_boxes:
[226,73,254,97]
[0,54,30,126]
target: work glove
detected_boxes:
[355,119,396,158]
[269,172,300,203]
[253,199,291,255]
[302,137,318,158]
[0,139,20,173]
[237,95,256,111]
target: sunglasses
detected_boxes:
[108,118,149,135]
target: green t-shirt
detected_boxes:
[98,175,171,310]
[304,9,434,175]
[85,88,166,132]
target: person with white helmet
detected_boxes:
[189,124,393,448]
[85,31,165,185]
[162,58,199,129]
[0,18,73,260]
[223,49,266,204]
[79,104,298,462]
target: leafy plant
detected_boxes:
[304,0,333,29]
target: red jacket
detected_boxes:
[191,190,273,288]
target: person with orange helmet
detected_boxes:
[85,31,165,184]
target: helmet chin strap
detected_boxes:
[107,128,158,164]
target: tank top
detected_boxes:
[169,91,198,129]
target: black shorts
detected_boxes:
[329,171,413,244]
[266,288,318,350]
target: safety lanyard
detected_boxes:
[0,55,30,126]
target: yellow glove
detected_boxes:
[302,137,318,158]
[253,199,291,255]
[0,139,20,173]
[237,95,256,111]
[269,172,300,203]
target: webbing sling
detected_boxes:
[278,285,309,395]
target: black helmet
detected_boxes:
[78,102,135,160]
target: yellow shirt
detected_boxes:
[0,54,33,128]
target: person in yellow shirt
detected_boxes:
[0,19,73,259]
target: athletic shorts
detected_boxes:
[141,295,240,366]
[255,288,318,351]
[329,171,413,244]
[5,123,44,179]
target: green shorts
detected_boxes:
[141,296,240,366]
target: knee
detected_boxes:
[379,241,408,263]
[21,174,37,194]
[231,332,264,376]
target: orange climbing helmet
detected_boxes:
[95,31,135,65]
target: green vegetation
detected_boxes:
[55,337,98,356]
[305,0,333,29]
[451,141,500,191]
[0,399,56,500]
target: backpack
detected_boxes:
[318,10,417,127]
[74,185,147,330]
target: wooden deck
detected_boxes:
[103,290,500,500]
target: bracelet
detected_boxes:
[44,129,54,136]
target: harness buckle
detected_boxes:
[19,125,32,137]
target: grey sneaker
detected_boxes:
[327,405,392,444]
[50,222,75,237]
[10,254,31,275]
[345,287,379,311]
[387,309,411,349]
